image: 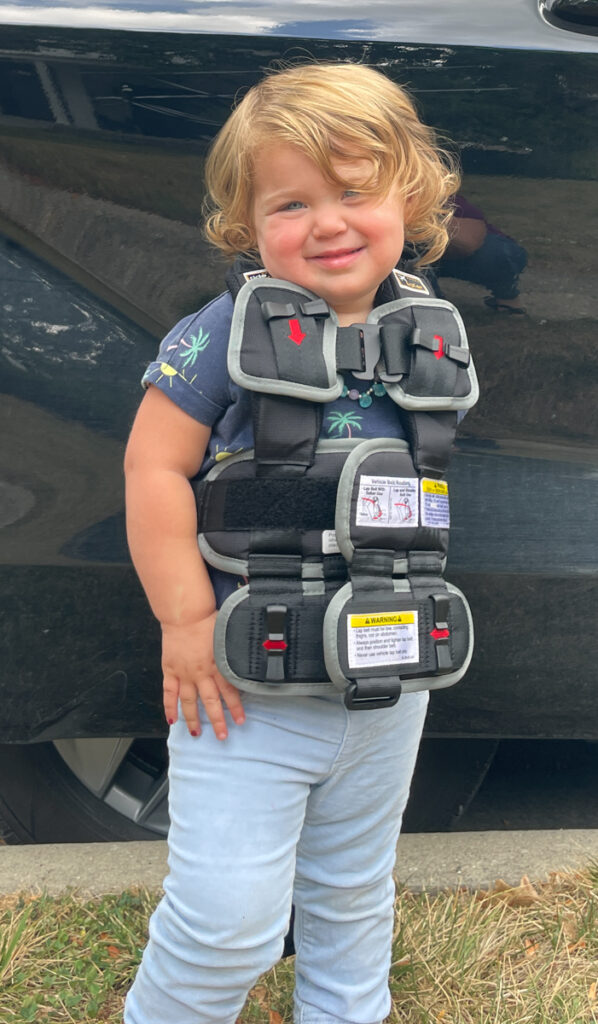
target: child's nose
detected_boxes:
[312,204,347,237]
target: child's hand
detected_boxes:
[161,613,245,739]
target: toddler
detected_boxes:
[124,61,461,1024]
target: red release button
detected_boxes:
[262,639,288,651]
[430,628,450,640]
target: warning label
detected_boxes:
[347,610,419,669]
[356,475,418,529]
[421,478,450,529]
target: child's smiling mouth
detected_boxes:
[308,247,364,268]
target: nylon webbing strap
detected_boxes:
[196,477,339,531]
[248,554,303,578]
[248,529,303,555]
[407,551,444,584]
[252,394,322,476]
[335,326,364,371]
[400,410,457,477]
[380,324,411,375]
[350,550,395,588]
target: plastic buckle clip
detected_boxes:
[430,593,452,672]
[344,678,402,711]
[260,301,296,321]
[300,298,330,318]
[263,604,288,682]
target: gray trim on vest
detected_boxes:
[197,533,248,577]
[228,278,343,402]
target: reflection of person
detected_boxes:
[123,62,458,1024]
[435,194,528,314]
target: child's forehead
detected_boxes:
[251,140,376,181]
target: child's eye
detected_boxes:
[343,190,361,199]
[281,200,306,211]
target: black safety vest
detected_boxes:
[193,259,478,709]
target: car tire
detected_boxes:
[0,742,164,843]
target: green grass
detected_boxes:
[3,869,598,1022]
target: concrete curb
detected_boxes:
[2,830,598,896]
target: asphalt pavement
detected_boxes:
[2,830,598,896]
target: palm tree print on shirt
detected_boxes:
[166,327,211,368]
[326,411,363,438]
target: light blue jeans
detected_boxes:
[124,689,428,1024]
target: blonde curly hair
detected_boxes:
[204,62,459,267]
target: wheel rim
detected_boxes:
[53,737,170,835]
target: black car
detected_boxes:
[1,0,597,843]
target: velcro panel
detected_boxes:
[228,278,342,401]
[198,477,339,531]
[323,579,472,694]
[196,446,354,574]
[335,439,448,565]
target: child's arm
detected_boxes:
[124,386,245,739]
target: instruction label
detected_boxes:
[322,530,341,555]
[356,475,418,528]
[421,478,450,529]
[347,611,419,669]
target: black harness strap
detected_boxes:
[252,393,322,477]
[399,410,458,479]
[380,323,411,375]
[335,326,365,372]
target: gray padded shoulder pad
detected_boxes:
[228,278,343,402]
[369,297,479,411]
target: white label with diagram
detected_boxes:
[347,611,419,669]
[420,478,450,528]
[356,475,418,528]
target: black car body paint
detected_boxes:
[0,1,597,837]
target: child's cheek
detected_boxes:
[263,225,304,275]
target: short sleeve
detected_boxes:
[142,291,235,427]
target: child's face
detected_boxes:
[251,143,405,325]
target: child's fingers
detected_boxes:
[174,666,245,740]
[162,670,180,726]
[216,671,246,726]
[196,680,230,740]
[178,678,203,737]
